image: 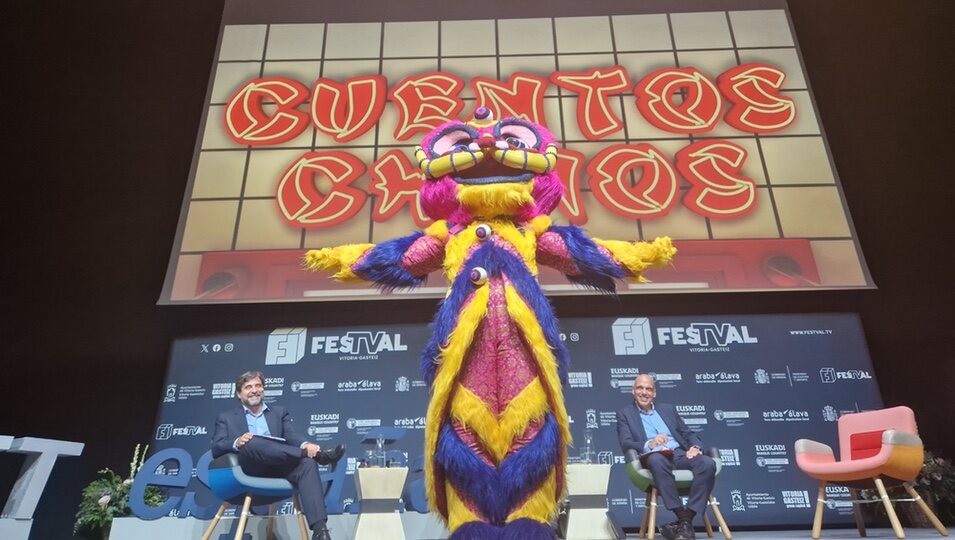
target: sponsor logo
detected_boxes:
[695,371,741,384]
[310,414,340,424]
[657,323,758,351]
[163,385,177,403]
[782,490,812,509]
[754,369,771,384]
[394,417,427,429]
[307,426,339,436]
[612,318,653,355]
[212,383,234,399]
[568,372,593,388]
[762,409,810,422]
[585,409,598,430]
[395,376,410,392]
[754,444,790,471]
[311,331,408,357]
[649,372,682,389]
[718,448,741,466]
[820,367,873,383]
[713,410,749,426]
[290,381,324,392]
[676,405,707,427]
[731,490,745,511]
[345,418,381,430]
[822,406,839,422]
[597,451,625,465]
[265,328,307,365]
[337,380,382,392]
[609,367,639,392]
[155,424,207,440]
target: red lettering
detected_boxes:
[550,67,631,140]
[718,63,796,133]
[368,150,430,227]
[388,72,465,141]
[472,73,549,127]
[224,78,310,145]
[633,67,722,134]
[587,144,679,218]
[310,75,387,143]
[675,140,757,218]
[554,149,588,225]
[276,151,367,227]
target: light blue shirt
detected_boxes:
[233,403,271,451]
[245,403,272,436]
[638,403,680,453]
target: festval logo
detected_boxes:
[265,327,307,365]
[611,317,653,355]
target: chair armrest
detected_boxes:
[882,429,922,447]
[795,439,834,457]
[624,449,641,464]
[210,453,240,469]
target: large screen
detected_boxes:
[138,313,881,529]
[159,0,873,303]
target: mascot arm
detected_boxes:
[537,225,675,291]
[304,225,447,290]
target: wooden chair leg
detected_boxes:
[874,478,905,539]
[903,483,949,537]
[201,502,229,540]
[265,503,275,540]
[234,494,253,540]
[709,495,732,539]
[703,512,714,538]
[848,488,867,537]
[647,487,658,540]
[639,490,651,539]
[812,483,827,539]
[293,494,310,540]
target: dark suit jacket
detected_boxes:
[211,404,307,458]
[616,401,702,456]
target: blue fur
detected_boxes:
[501,518,557,540]
[449,521,502,540]
[420,253,482,385]
[548,225,624,293]
[436,422,508,523]
[353,231,427,291]
[497,415,560,516]
[435,415,560,525]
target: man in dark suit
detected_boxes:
[212,370,345,540]
[616,374,716,540]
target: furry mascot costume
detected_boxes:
[305,107,675,539]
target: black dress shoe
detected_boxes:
[311,524,332,540]
[660,520,681,540]
[315,444,346,465]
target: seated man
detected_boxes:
[212,370,346,540]
[616,374,716,540]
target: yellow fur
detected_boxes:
[503,286,572,446]
[424,286,490,516]
[457,182,534,219]
[446,480,481,532]
[491,221,539,275]
[506,469,558,523]
[425,220,449,242]
[527,215,552,236]
[303,244,374,282]
[450,378,549,462]
[594,236,676,282]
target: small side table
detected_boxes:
[564,463,615,540]
[353,466,408,540]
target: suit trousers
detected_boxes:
[643,449,716,519]
[238,437,327,527]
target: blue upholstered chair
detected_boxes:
[624,449,732,540]
[201,453,309,540]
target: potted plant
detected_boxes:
[73,444,166,540]
[861,449,955,527]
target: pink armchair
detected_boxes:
[795,406,948,539]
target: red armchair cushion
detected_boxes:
[849,430,884,460]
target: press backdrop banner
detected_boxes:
[160,0,874,304]
[141,313,881,528]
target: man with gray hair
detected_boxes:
[616,373,716,540]
[212,370,345,540]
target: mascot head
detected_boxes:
[415,108,563,225]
